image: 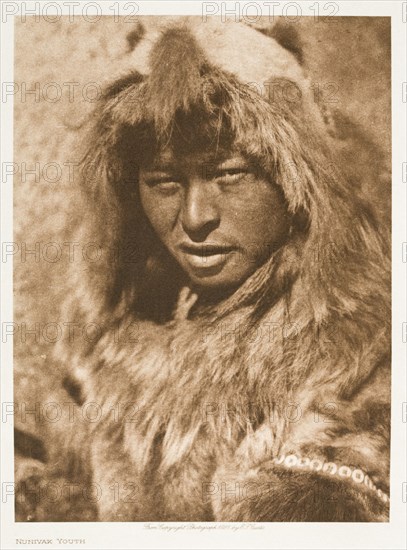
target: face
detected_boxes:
[138,147,290,291]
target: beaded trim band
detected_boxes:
[273,454,390,505]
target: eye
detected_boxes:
[143,175,182,195]
[215,167,250,184]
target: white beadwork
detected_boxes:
[271,453,389,505]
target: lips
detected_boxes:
[178,243,236,271]
[179,243,235,256]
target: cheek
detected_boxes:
[139,187,179,241]
[223,183,290,249]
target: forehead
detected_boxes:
[144,146,243,171]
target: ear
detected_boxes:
[125,21,145,52]
[254,19,304,65]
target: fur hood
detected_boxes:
[65,17,390,326]
[53,19,390,522]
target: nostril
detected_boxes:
[181,221,219,243]
[181,204,220,241]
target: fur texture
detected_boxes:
[29,20,390,521]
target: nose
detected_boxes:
[180,181,220,241]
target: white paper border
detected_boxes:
[1,2,406,549]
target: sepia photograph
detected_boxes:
[1,1,406,549]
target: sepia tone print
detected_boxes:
[13,16,391,522]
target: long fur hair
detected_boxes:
[57,22,391,521]
[66,24,389,326]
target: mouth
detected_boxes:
[178,243,236,270]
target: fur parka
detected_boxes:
[17,18,391,522]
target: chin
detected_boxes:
[187,269,251,292]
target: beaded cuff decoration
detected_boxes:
[273,454,390,505]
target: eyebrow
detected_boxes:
[218,157,249,168]
[142,154,249,174]
[142,161,178,173]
